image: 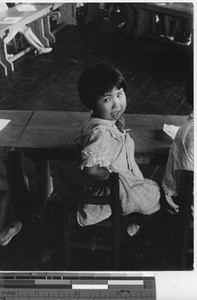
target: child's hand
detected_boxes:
[165,193,179,214]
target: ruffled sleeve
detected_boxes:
[80,126,115,172]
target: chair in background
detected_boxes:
[59,166,122,270]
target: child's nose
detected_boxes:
[112,97,119,108]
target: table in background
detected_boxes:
[130,3,193,38]
[135,3,193,18]
[0,3,56,76]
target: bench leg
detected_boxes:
[43,15,56,44]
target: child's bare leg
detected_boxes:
[0,176,10,237]
[18,26,52,54]
[164,15,172,36]
[171,17,180,37]
[18,26,44,49]
[22,26,44,48]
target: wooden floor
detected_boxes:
[0,23,193,271]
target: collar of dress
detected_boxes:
[87,112,117,127]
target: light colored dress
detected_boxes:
[76,116,161,226]
[0,3,8,11]
[162,113,194,208]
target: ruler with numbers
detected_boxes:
[0,272,156,299]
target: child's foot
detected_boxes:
[174,37,191,46]
[165,35,174,41]
[127,223,141,237]
[35,47,52,56]
[0,220,22,246]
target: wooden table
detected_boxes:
[125,113,186,162]
[133,3,193,19]
[16,111,186,160]
[16,111,186,211]
[0,3,56,76]
[0,110,187,214]
[130,3,193,37]
[0,110,33,150]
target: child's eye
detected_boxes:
[103,98,111,103]
[117,92,123,98]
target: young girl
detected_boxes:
[76,63,161,236]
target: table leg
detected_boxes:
[43,15,56,44]
[0,37,14,76]
[3,151,29,219]
[33,159,53,216]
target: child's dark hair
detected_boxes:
[77,63,127,109]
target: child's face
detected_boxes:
[93,86,126,121]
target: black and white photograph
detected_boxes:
[0,1,194,275]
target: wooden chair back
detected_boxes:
[59,163,122,270]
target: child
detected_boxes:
[0,174,22,246]
[162,71,193,215]
[76,63,161,236]
[0,3,52,56]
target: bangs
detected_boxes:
[94,70,126,98]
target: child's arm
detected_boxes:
[84,165,109,181]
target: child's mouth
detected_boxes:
[112,110,121,118]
